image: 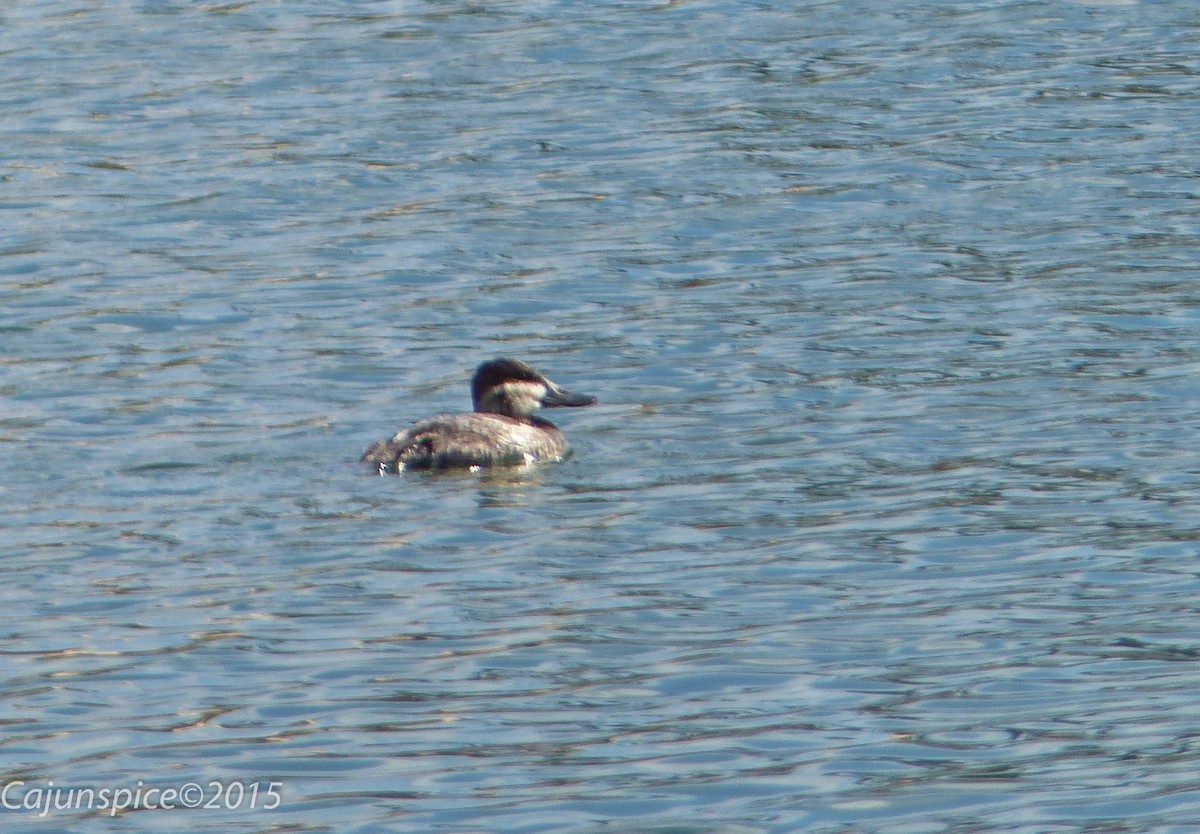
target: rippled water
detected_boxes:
[4,1,1200,832]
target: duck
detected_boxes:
[362,358,596,473]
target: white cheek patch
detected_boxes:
[484,381,546,414]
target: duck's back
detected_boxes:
[361,412,567,471]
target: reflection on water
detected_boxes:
[4,1,1200,832]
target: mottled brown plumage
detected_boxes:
[362,359,595,473]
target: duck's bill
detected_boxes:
[542,384,597,408]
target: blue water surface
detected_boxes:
[3,1,1200,832]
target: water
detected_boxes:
[3,1,1200,831]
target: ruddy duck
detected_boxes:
[362,358,597,473]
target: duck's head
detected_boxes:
[471,358,597,419]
